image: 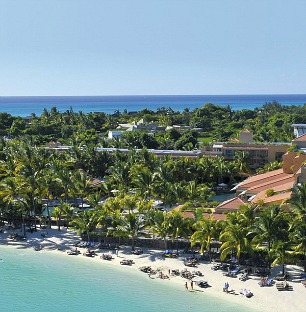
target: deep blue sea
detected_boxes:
[0,94,305,117]
[0,246,258,312]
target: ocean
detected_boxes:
[0,94,305,117]
[0,246,258,312]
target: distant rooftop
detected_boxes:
[291,124,306,138]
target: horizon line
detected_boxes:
[1,93,306,98]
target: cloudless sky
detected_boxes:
[0,0,306,96]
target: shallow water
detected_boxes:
[0,246,259,312]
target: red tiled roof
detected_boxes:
[235,169,292,190]
[244,175,295,194]
[293,133,306,141]
[251,191,292,205]
[215,197,245,212]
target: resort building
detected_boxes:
[216,130,306,212]
[108,130,125,140]
[46,129,290,163]
[291,123,306,138]
[206,130,290,170]
[45,143,205,159]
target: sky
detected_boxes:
[0,0,306,96]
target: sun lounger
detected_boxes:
[192,270,203,276]
[300,274,306,279]
[163,250,179,258]
[239,272,249,281]
[211,264,220,270]
[131,248,143,255]
[139,266,152,273]
[120,259,134,265]
[239,288,253,298]
[101,253,113,260]
[276,281,293,291]
[196,280,209,288]
[259,278,273,287]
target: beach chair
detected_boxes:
[196,280,209,288]
[276,281,293,291]
[239,272,248,281]
[239,288,253,298]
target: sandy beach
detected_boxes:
[1,226,306,312]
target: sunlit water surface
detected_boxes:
[0,246,259,312]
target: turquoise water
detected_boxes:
[0,94,306,117]
[0,246,258,312]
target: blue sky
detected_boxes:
[0,0,306,96]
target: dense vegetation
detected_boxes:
[1,101,306,148]
[0,101,306,272]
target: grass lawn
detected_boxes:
[198,137,213,144]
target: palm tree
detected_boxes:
[288,183,306,219]
[108,160,130,193]
[121,194,138,214]
[116,212,146,251]
[250,204,288,268]
[0,176,29,235]
[51,200,71,231]
[271,241,293,276]
[167,210,191,251]
[237,204,259,228]
[149,210,172,250]
[39,171,61,229]
[234,150,251,176]
[153,160,174,200]
[184,181,213,208]
[219,223,250,264]
[289,213,306,272]
[70,170,92,208]
[55,164,74,203]
[214,156,229,185]
[191,215,217,261]
[72,209,98,242]
[130,165,154,200]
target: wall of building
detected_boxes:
[283,151,306,174]
[267,145,289,163]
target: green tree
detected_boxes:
[219,223,250,264]
[191,215,217,261]
[72,209,98,242]
[116,212,146,251]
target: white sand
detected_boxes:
[1,226,306,312]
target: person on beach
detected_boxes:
[223,282,229,292]
[190,281,193,290]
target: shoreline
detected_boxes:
[1,227,306,312]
